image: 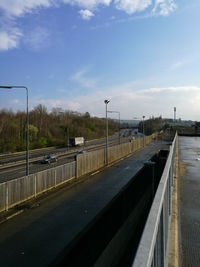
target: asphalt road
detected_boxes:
[0,140,169,267]
[0,129,140,166]
[0,132,138,182]
[0,132,124,165]
[0,154,75,183]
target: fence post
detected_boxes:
[34,174,37,198]
[54,168,57,188]
[76,155,78,178]
[5,182,8,211]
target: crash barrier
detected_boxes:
[132,132,177,267]
[0,134,156,212]
[0,161,75,212]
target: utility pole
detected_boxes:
[142,115,145,147]
[104,100,110,165]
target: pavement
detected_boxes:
[179,136,200,267]
[0,140,170,267]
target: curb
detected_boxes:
[0,209,24,225]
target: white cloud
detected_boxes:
[33,98,82,111]
[114,0,152,14]
[70,68,97,88]
[152,0,177,16]
[0,0,53,51]
[62,0,112,10]
[24,26,50,50]
[140,86,200,94]
[0,0,53,17]
[170,61,184,71]
[0,28,22,50]
[79,9,94,20]
[0,0,178,51]
[28,85,200,120]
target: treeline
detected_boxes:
[138,116,163,135]
[0,104,119,153]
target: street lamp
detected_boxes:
[142,116,145,147]
[104,99,110,165]
[107,110,120,144]
[0,85,29,175]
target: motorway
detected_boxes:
[0,129,140,182]
[0,140,169,267]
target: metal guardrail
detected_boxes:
[132,133,177,267]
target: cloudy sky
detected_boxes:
[0,0,200,120]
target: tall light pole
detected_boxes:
[142,115,145,147]
[107,110,120,144]
[174,107,176,122]
[104,100,110,165]
[0,85,29,175]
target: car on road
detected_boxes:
[40,155,58,164]
[77,150,87,155]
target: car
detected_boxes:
[77,150,87,155]
[40,155,58,164]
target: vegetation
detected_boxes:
[0,105,119,153]
[138,116,163,135]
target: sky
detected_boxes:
[0,0,200,120]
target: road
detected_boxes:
[0,130,139,182]
[0,129,139,166]
[0,140,169,267]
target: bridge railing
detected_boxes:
[132,132,177,267]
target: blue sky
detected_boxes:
[0,0,200,120]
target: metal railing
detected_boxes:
[132,133,177,267]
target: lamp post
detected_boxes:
[104,100,110,165]
[142,115,145,147]
[107,110,120,144]
[0,85,29,175]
